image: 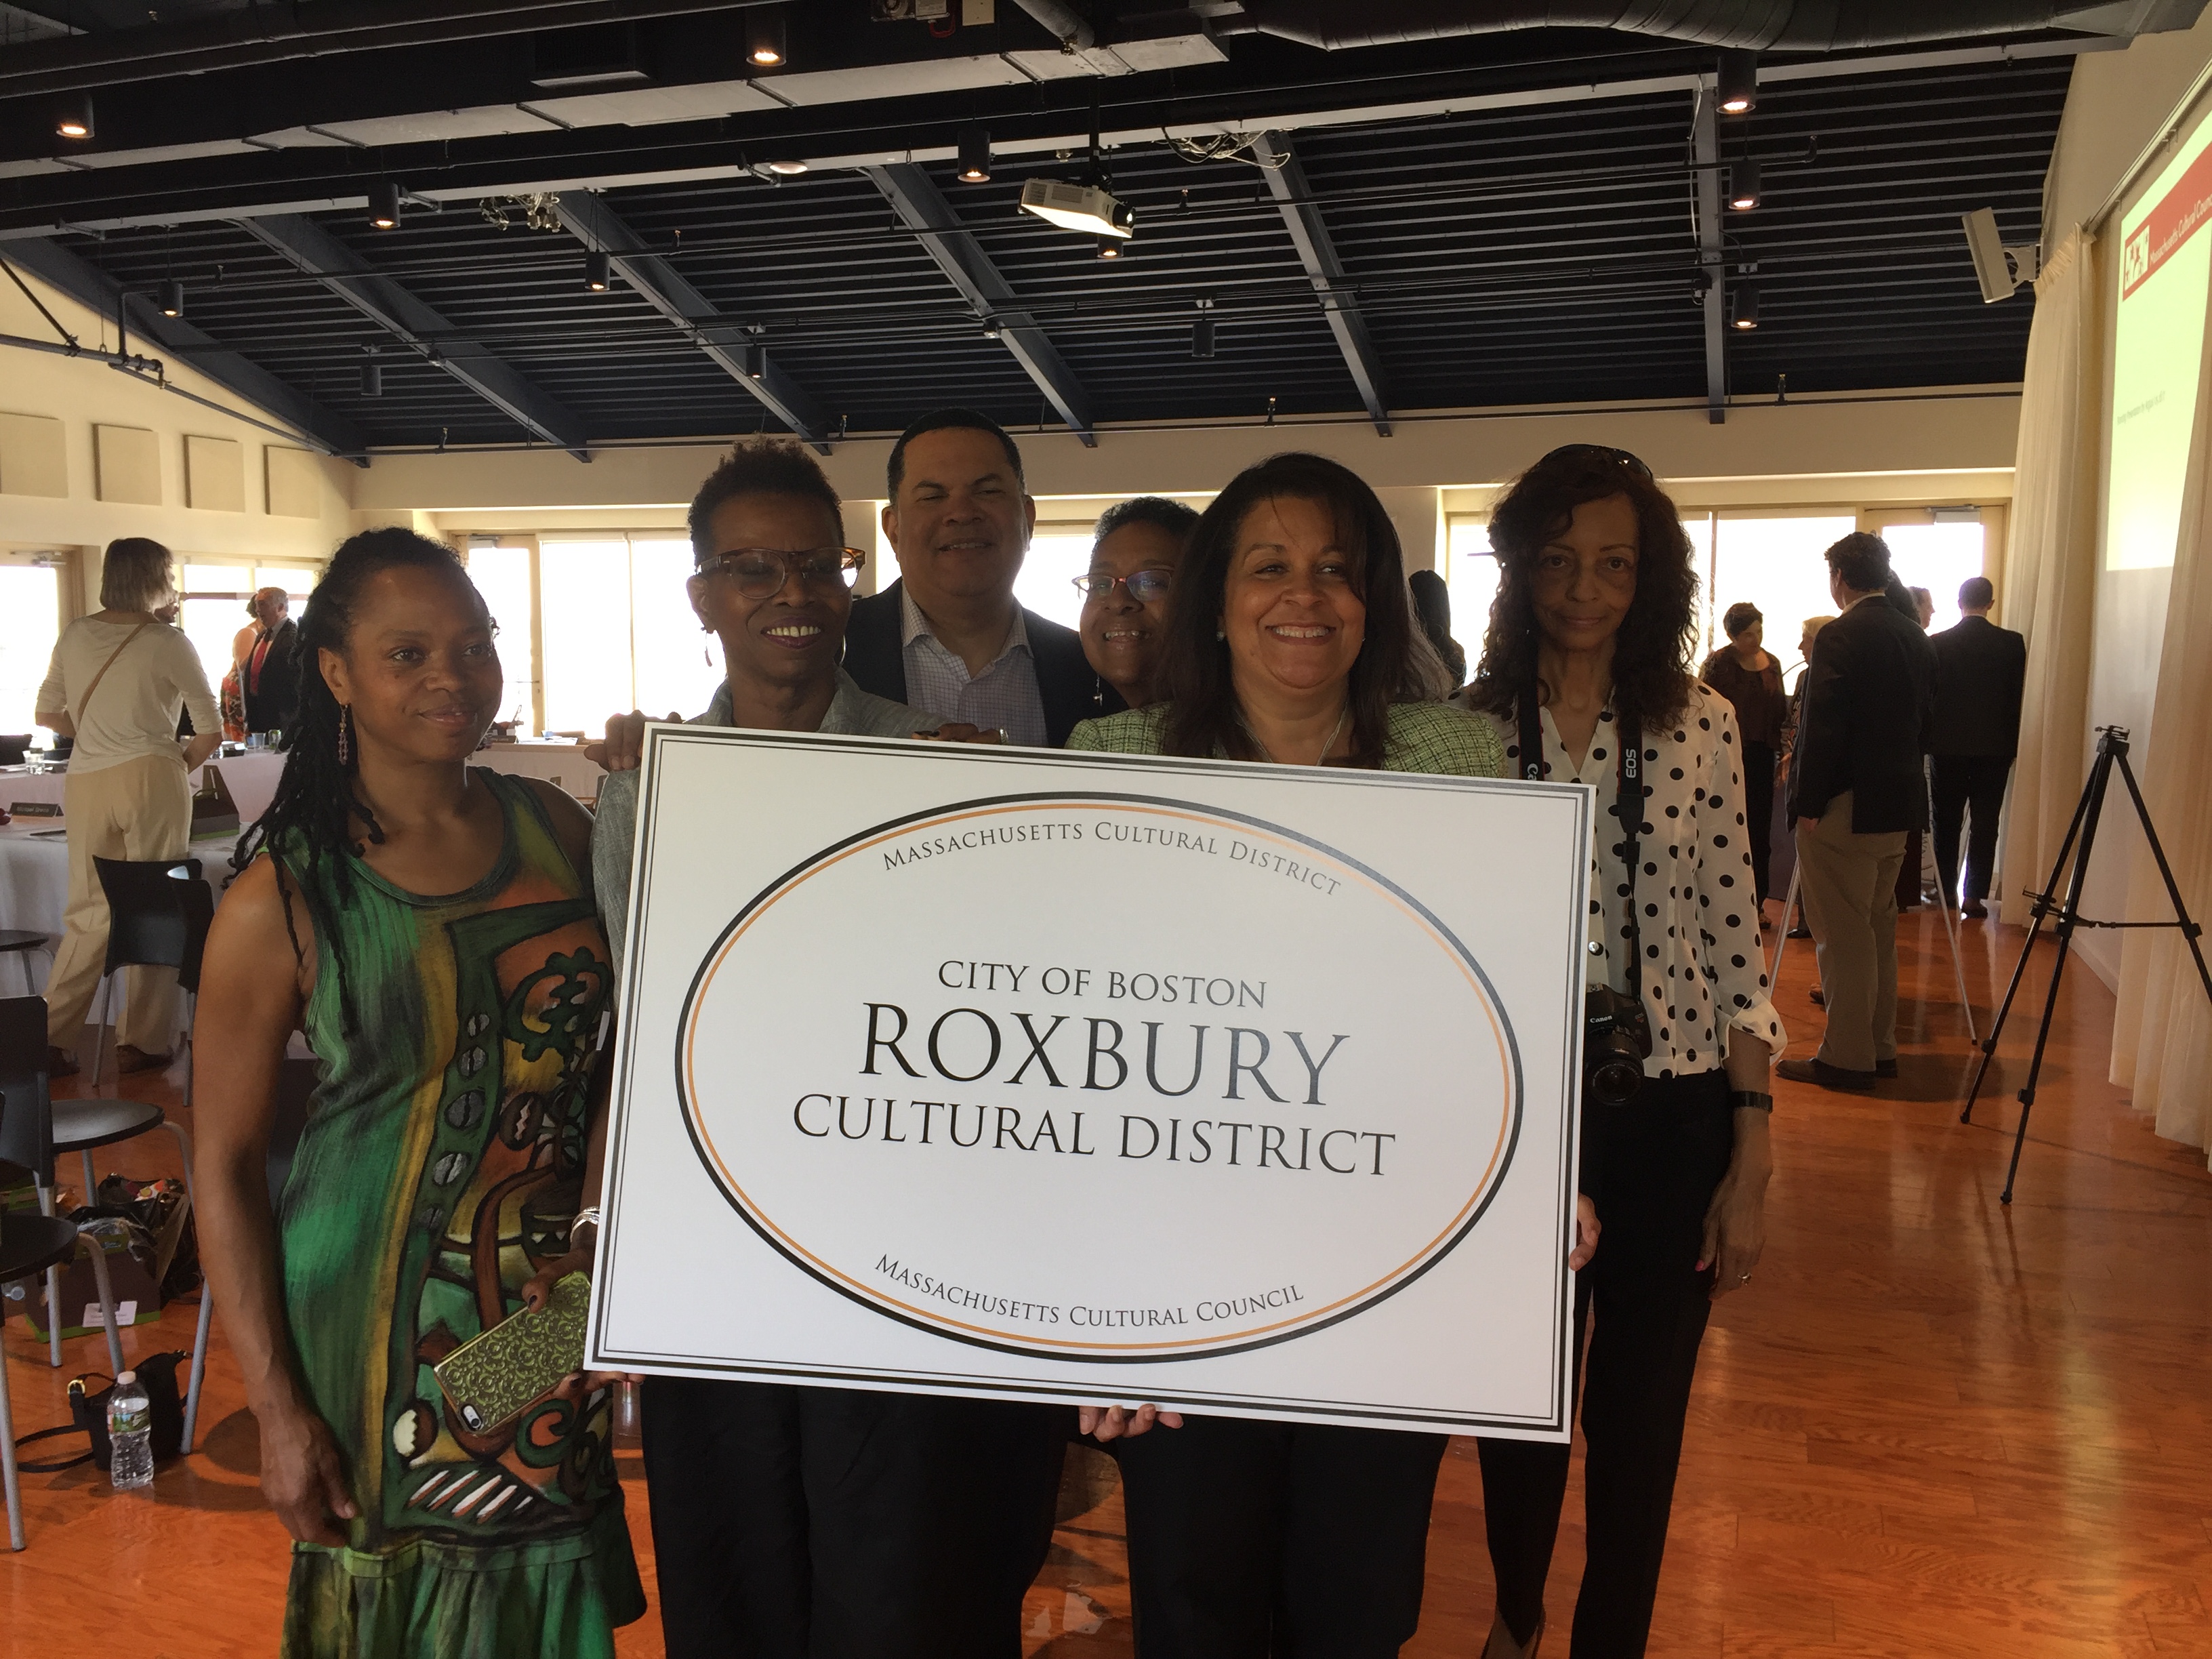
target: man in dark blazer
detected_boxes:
[241,586,300,736]
[1779,533,1936,1092]
[1927,575,2027,918]
[843,408,1119,748]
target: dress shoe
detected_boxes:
[47,1045,79,1078]
[1876,1058,1898,1078]
[1786,923,1812,939]
[1777,1056,1878,1092]
[1482,1612,1544,1659]
[1962,898,1988,918]
[1809,985,1824,1006]
[113,1044,172,1073]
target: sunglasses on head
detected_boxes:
[1538,443,1654,480]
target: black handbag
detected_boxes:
[14,1350,188,1473]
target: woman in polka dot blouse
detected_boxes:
[1456,444,1786,1659]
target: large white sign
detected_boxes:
[588,729,1590,1439]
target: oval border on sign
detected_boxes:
[674,790,1524,1363]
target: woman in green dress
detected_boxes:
[195,528,643,1658]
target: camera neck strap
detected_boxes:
[1519,687,1644,1002]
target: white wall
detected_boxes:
[2043,30,2212,987]
[0,267,359,610]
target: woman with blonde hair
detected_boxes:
[34,537,219,1076]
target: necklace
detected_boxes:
[1242,701,1351,767]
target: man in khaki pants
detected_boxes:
[34,538,220,1076]
[1780,534,1935,1091]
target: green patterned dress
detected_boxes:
[270,769,644,1658]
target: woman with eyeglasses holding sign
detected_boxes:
[1067,453,1589,1658]
[588,439,1080,1659]
[1073,495,1199,712]
[1459,445,1784,1659]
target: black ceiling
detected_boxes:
[0,3,2100,453]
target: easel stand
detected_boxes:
[1961,726,2212,1203]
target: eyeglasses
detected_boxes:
[1071,568,1173,603]
[1538,443,1655,480]
[697,546,865,598]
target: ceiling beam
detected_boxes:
[553,190,831,453]
[0,234,370,459]
[1692,84,1727,425]
[1248,132,1390,437]
[864,162,1097,446]
[233,212,592,459]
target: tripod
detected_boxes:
[1962,725,2212,1203]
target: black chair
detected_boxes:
[0,996,213,1452]
[86,856,213,1091]
[0,1192,79,1549]
[0,932,46,998]
[0,735,30,766]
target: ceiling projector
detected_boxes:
[1019,178,1134,239]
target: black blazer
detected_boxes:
[1927,614,2027,758]
[243,617,300,735]
[842,579,1121,749]
[1786,594,1936,834]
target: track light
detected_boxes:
[1096,237,1122,261]
[368,179,403,230]
[159,279,184,319]
[56,94,93,140]
[747,8,786,66]
[361,361,383,396]
[1717,50,1758,115]
[1731,281,1760,331]
[761,159,808,176]
[1193,314,1216,359]
[958,125,993,184]
[1728,158,1761,211]
[743,344,765,380]
[585,250,611,291]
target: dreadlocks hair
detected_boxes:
[234,527,485,1032]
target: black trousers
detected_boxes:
[640,1376,1072,1659]
[1931,752,2012,903]
[1477,1071,1736,1659]
[1115,1415,1449,1658]
[1740,739,1776,906]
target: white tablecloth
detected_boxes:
[0,746,609,994]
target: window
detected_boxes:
[1443,517,1502,672]
[1704,516,1858,676]
[537,536,724,737]
[1877,522,1986,635]
[180,562,319,693]
[1013,529,1097,633]
[468,544,538,733]
[0,562,62,735]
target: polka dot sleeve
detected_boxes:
[1687,688,1787,1059]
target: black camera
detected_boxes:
[1583,984,1652,1106]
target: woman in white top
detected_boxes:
[35,537,220,1076]
[1458,445,1783,1659]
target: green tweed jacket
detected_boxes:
[1066,701,1507,778]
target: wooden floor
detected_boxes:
[7,906,2209,1657]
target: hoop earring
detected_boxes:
[336,703,353,767]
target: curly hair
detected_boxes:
[1466,448,1698,733]
[234,527,485,1033]
[688,436,844,561]
[1155,452,1448,766]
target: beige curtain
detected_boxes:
[2110,256,2212,1159]
[1996,229,2105,928]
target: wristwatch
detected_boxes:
[1729,1090,1774,1114]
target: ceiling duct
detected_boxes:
[1223,0,2207,50]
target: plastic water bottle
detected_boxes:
[108,1370,153,1491]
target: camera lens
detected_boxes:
[1589,1052,1644,1106]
